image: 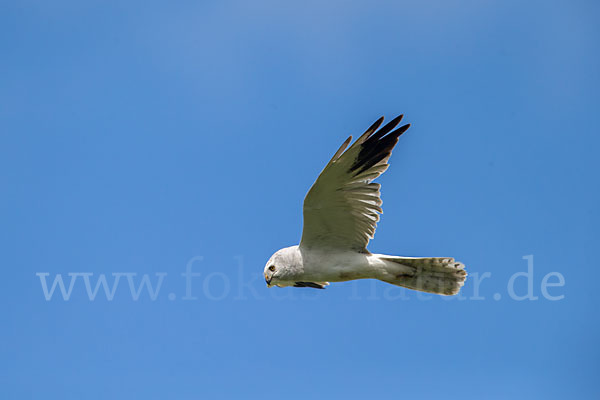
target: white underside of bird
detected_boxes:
[264,115,467,296]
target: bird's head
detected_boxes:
[263,246,301,288]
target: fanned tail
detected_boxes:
[377,255,467,295]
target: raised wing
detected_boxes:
[300,115,410,253]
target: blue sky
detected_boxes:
[1,1,599,399]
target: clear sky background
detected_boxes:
[1,1,599,399]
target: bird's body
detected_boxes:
[267,245,466,295]
[266,245,374,285]
[264,115,467,295]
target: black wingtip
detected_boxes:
[349,120,410,174]
[362,116,385,138]
[372,116,385,129]
[294,282,326,289]
[384,114,404,131]
[390,124,410,137]
[369,114,405,141]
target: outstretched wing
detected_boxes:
[300,115,410,253]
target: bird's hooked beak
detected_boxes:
[264,273,272,287]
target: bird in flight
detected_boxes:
[264,115,467,295]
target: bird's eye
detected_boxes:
[269,265,276,272]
